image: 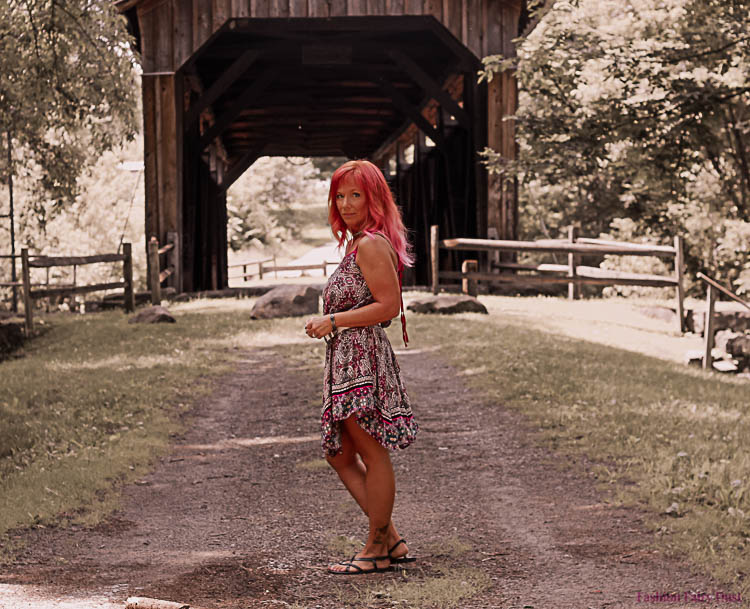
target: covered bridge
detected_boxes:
[116,0,527,291]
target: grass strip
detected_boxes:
[406,302,748,597]
[0,298,302,545]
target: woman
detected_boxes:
[305,160,418,575]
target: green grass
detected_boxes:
[0,298,311,546]
[405,300,749,597]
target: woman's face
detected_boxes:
[335,174,368,232]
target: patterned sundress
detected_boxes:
[320,243,418,457]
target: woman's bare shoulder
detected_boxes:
[357,233,397,265]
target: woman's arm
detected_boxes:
[305,235,400,339]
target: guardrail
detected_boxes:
[430,224,686,333]
[20,245,135,333]
[696,272,750,371]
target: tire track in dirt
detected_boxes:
[0,343,726,609]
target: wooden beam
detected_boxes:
[199,71,275,150]
[218,143,268,195]
[29,253,127,267]
[376,77,445,148]
[387,49,470,128]
[184,49,261,128]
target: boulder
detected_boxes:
[637,305,679,325]
[714,330,741,353]
[128,306,176,324]
[687,309,750,335]
[727,334,750,358]
[0,322,24,359]
[250,285,321,319]
[406,295,488,315]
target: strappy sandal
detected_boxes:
[328,554,393,575]
[388,539,416,564]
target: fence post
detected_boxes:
[322,261,327,277]
[568,225,579,300]
[258,260,264,280]
[21,248,33,334]
[273,255,277,279]
[123,242,135,313]
[462,260,478,297]
[431,224,439,295]
[674,235,685,333]
[702,284,716,371]
[487,227,500,272]
[147,237,161,305]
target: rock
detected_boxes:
[727,334,750,358]
[687,309,750,335]
[128,306,176,324]
[713,359,739,373]
[250,285,321,319]
[714,330,741,352]
[637,305,678,325]
[0,322,24,358]
[406,295,488,315]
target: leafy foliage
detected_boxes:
[482,0,750,293]
[227,156,329,252]
[0,0,139,229]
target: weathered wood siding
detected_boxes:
[137,0,522,73]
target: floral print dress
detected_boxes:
[320,246,418,457]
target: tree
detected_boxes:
[482,0,750,292]
[0,0,139,231]
[227,156,329,252]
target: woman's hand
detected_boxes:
[305,315,333,339]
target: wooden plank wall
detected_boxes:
[137,0,522,74]
[134,0,522,290]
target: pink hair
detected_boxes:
[328,160,414,268]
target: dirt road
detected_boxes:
[0,343,725,608]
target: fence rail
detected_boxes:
[430,224,686,333]
[147,233,180,305]
[21,245,135,333]
[697,272,750,371]
[228,257,338,281]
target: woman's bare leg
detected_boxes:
[327,415,407,572]
[326,421,410,558]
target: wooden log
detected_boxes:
[29,253,126,267]
[440,237,680,257]
[431,224,439,294]
[703,284,716,371]
[148,237,161,305]
[461,259,478,296]
[31,281,127,299]
[21,248,33,334]
[674,235,685,333]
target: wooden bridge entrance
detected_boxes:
[117,0,526,291]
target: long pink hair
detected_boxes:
[328,160,414,268]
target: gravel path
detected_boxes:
[0,343,726,609]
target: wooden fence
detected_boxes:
[697,272,750,371]
[20,245,135,333]
[430,225,686,333]
[146,233,179,305]
[228,257,338,281]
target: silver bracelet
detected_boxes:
[330,313,338,334]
